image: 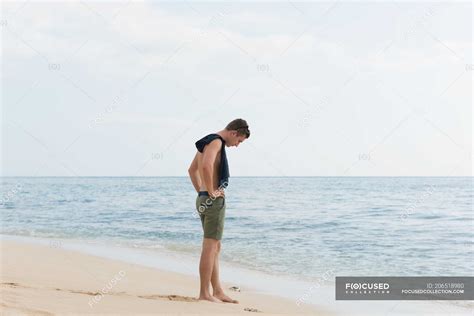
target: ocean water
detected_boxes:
[1,177,473,282]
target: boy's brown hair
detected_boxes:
[225,118,250,138]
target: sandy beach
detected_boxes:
[0,239,325,315]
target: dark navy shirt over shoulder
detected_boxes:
[195,134,229,189]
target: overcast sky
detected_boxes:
[1,1,472,176]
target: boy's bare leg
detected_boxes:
[199,238,222,302]
[211,241,239,303]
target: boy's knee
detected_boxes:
[210,241,221,255]
[203,238,219,251]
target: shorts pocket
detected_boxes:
[214,196,225,209]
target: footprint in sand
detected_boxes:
[1,282,22,288]
[138,294,198,302]
[2,282,197,303]
[2,282,263,313]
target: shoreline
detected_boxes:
[0,234,330,298]
[0,234,340,305]
[0,237,325,315]
[1,235,472,315]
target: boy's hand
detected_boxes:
[210,188,225,198]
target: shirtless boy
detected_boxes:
[188,118,250,303]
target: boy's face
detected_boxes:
[227,132,247,147]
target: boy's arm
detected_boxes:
[188,152,201,193]
[201,139,223,197]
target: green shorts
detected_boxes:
[196,193,226,240]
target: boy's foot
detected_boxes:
[213,292,239,303]
[199,295,222,303]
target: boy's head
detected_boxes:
[225,118,250,147]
